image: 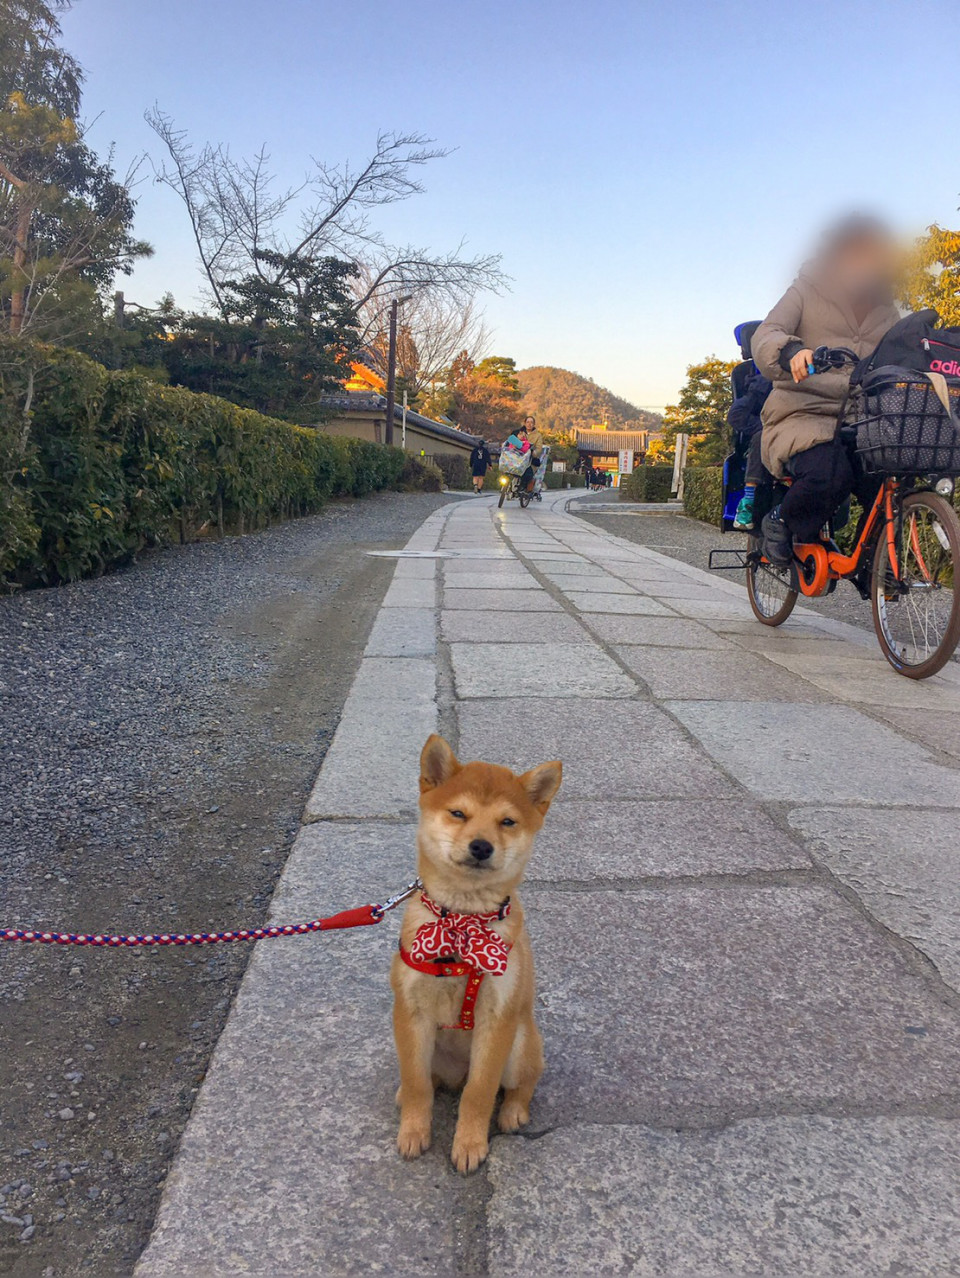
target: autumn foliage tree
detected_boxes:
[661,356,735,466]
[899,224,960,326]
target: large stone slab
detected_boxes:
[457,700,737,799]
[135,824,466,1278]
[441,571,537,590]
[567,592,675,615]
[487,1118,960,1277]
[365,607,436,657]
[869,704,960,762]
[306,659,436,818]
[443,587,562,611]
[616,646,828,702]
[583,615,732,647]
[440,610,587,644]
[306,702,436,818]
[642,580,725,600]
[523,884,960,1126]
[534,559,596,576]
[530,798,810,879]
[761,650,960,710]
[546,574,638,594]
[661,596,753,620]
[344,656,436,702]
[449,642,636,699]
[381,577,436,609]
[790,805,960,992]
[668,700,960,806]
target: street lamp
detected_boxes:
[384,294,413,447]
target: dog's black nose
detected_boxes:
[469,839,494,862]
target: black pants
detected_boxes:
[745,432,765,486]
[521,455,541,490]
[780,440,853,542]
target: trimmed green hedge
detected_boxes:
[682,467,723,525]
[434,452,472,490]
[0,339,406,586]
[399,455,443,492]
[544,470,585,490]
[621,464,674,502]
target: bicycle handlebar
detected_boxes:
[808,345,860,375]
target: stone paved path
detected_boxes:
[135,493,960,1277]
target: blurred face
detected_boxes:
[524,417,535,429]
[832,231,899,287]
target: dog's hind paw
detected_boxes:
[498,1097,531,1132]
[397,1123,431,1159]
[451,1132,489,1175]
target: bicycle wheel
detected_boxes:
[746,538,799,626]
[871,489,960,678]
[519,490,531,509]
[498,483,508,508]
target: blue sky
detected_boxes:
[64,0,960,409]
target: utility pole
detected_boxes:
[384,294,413,448]
[384,298,399,446]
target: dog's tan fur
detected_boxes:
[391,735,562,1174]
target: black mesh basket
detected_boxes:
[855,377,960,475]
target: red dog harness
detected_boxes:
[399,892,512,1030]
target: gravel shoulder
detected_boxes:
[576,502,876,634]
[0,492,451,1278]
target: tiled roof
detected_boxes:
[316,391,481,447]
[575,428,652,454]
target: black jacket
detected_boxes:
[727,368,772,438]
[470,443,491,469]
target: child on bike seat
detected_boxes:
[729,321,772,531]
[751,216,900,565]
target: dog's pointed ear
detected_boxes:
[520,760,562,814]
[420,735,460,793]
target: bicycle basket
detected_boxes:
[855,372,960,475]
[498,446,528,476]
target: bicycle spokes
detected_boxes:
[873,495,960,672]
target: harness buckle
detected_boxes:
[374,878,422,920]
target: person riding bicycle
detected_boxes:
[729,321,772,530]
[518,415,544,492]
[751,216,900,565]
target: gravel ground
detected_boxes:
[576,498,876,634]
[0,491,452,1278]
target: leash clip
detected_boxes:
[374,878,422,920]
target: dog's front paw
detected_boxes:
[397,1121,431,1159]
[451,1130,489,1175]
[498,1097,531,1132]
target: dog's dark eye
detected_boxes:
[501,817,516,827]
[449,809,466,820]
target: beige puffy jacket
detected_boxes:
[752,262,898,477]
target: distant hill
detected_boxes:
[517,366,662,435]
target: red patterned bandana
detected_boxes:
[409,893,511,975]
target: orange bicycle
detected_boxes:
[732,347,960,678]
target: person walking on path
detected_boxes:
[470,439,492,493]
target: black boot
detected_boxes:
[761,507,793,566]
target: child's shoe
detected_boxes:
[732,495,755,531]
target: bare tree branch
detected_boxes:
[144,115,508,321]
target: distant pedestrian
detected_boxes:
[470,439,492,493]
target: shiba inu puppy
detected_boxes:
[391,734,562,1174]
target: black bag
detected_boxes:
[854,365,960,475]
[852,309,960,385]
